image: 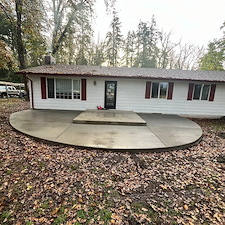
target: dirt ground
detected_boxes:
[0,99,225,225]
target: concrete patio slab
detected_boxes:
[73,110,146,126]
[56,124,165,149]
[10,109,203,151]
[139,113,200,128]
[149,126,202,148]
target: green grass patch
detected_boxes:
[131,202,158,222]
[53,214,67,225]
[25,221,33,225]
[53,206,68,225]
[77,209,86,219]
[6,169,13,175]
[40,201,50,209]
[99,209,112,222]
[38,162,46,171]
[0,211,12,224]
[66,163,80,171]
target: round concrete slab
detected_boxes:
[10,109,202,151]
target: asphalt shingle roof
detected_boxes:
[17,64,225,83]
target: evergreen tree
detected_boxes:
[199,39,224,71]
[122,31,136,67]
[75,9,93,65]
[90,41,105,66]
[134,16,160,68]
[105,10,123,66]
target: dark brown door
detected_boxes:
[105,81,117,109]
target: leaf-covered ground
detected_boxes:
[0,99,225,225]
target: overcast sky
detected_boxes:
[93,0,225,47]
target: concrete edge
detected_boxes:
[73,120,146,126]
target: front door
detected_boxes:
[105,81,117,109]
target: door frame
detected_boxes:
[104,81,117,109]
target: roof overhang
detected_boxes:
[16,64,225,83]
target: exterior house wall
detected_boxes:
[29,75,225,117]
[30,75,97,110]
[116,79,225,116]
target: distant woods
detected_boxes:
[0,0,224,82]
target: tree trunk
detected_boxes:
[15,0,26,69]
[15,0,29,99]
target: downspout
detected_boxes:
[26,75,34,109]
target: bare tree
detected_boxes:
[156,31,180,69]
[168,42,205,70]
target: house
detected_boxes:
[17,64,225,117]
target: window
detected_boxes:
[151,82,168,99]
[73,80,80,99]
[193,84,210,100]
[159,82,168,99]
[201,85,210,100]
[56,79,72,99]
[45,78,82,100]
[47,78,55,98]
[151,83,159,98]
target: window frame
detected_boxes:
[47,78,55,98]
[192,84,211,101]
[46,78,81,100]
[56,78,72,99]
[151,82,169,99]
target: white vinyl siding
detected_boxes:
[29,75,225,117]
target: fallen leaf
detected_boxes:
[51,207,60,215]
[111,213,121,220]
[78,197,83,203]
[213,213,222,222]
[141,207,148,212]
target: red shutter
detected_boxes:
[30,80,34,109]
[81,79,86,100]
[40,77,46,99]
[187,83,194,100]
[145,81,151,99]
[167,82,174,100]
[209,84,216,101]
